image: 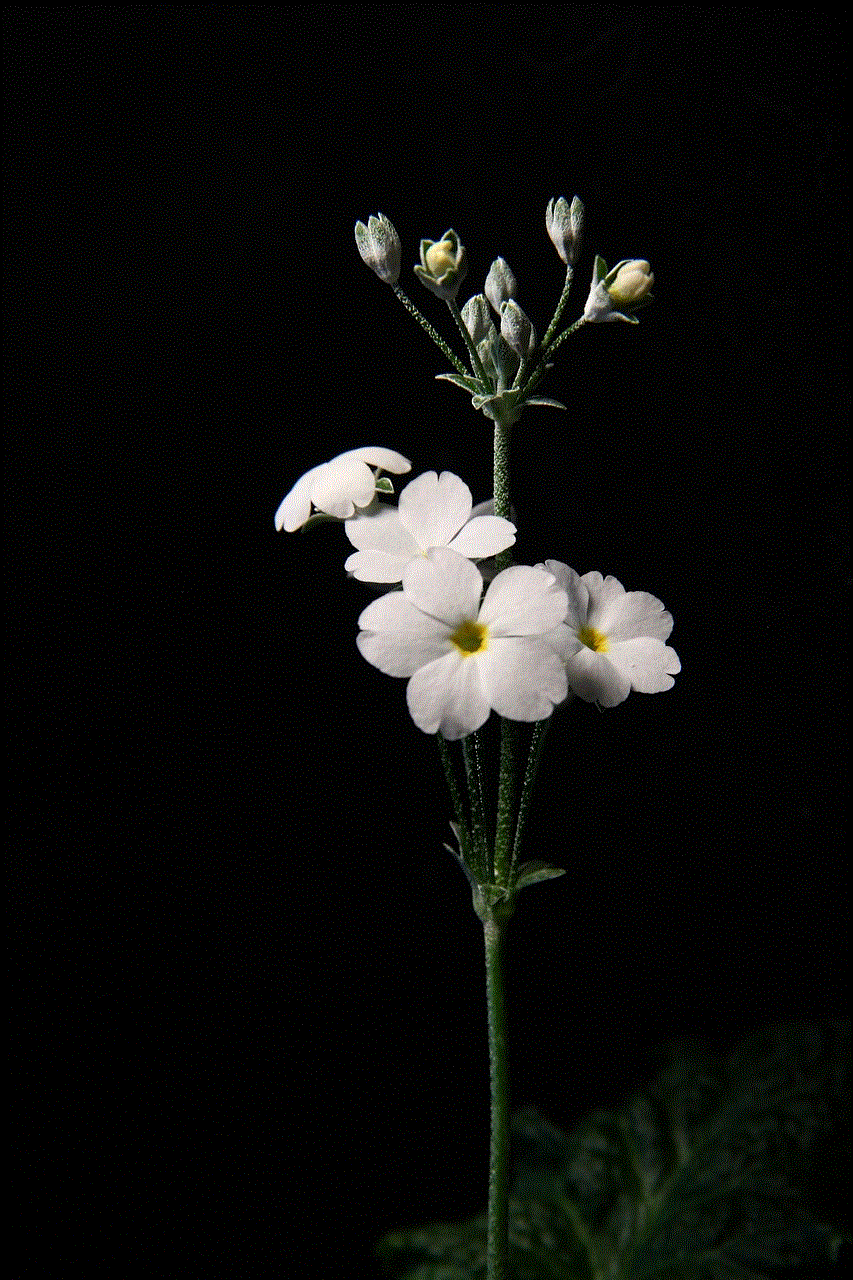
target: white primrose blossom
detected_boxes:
[344,471,515,583]
[274,448,411,532]
[540,562,680,707]
[357,547,568,739]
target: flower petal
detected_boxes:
[345,447,411,474]
[398,471,472,550]
[480,565,567,637]
[597,590,674,642]
[310,456,375,519]
[481,638,567,721]
[565,648,631,706]
[357,593,450,676]
[541,561,588,631]
[448,516,516,559]
[402,547,483,628]
[344,506,418,553]
[274,468,316,532]
[606,637,681,693]
[544,621,584,664]
[345,550,413,582]
[406,651,490,738]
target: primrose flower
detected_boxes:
[540,562,680,707]
[274,447,411,532]
[354,213,402,285]
[345,471,515,583]
[584,257,654,324]
[357,547,568,739]
[414,230,468,300]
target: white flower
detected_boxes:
[344,471,515,583]
[357,547,568,739]
[274,448,411,532]
[540,562,680,707]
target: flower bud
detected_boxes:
[546,196,584,265]
[413,229,468,300]
[484,257,517,314]
[461,293,493,345]
[354,213,402,285]
[583,256,654,324]
[500,299,536,359]
[606,259,654,307]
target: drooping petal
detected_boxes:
[403,547,483,629]
[565,648,632,707]
[274,468,317,532]
[606,637,681,693]
[357,593,450,677]
[345,447,411,474]
[310,456,375,519]
[541,561,588,631]
[406,651,490,739]
[345,549,414,582]
[447,516,516,559]
[597,590,674,642]
[480,565,567,637]
[481,638,568,721]
[398,471,472,550]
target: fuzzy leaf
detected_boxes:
[514,862,566,891]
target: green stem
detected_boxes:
[437,734,472,869]
[447,297,493,392]
[509,718,550,887]
[463,733,489,880]
[484,915,510,1280]
[521,315,587,399]
[494,719,518,888]
[493,419,513,567]
[392,285,471,378]
[540,264,574,352]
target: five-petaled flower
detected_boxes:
[344,471,515,583]
[274,448,411,532]
[357,547,568,739]
[540,562,680,707]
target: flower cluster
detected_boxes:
[274,450,680,731]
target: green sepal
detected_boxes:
[374,475,395,494]
[298,512,341,531]
[513,861,566,891]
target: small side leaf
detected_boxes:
[514,862,566,891]
[435,371,482,394]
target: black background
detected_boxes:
[7,6,848,1275]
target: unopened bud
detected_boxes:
[484,258,517,314]
[546,196,584,265]
[354,213,402,285]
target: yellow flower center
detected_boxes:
[578,625,609,653]
[451,619,488,656]
[425,240,456,277]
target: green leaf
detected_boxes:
[514,862,566,891]
[377,1021,850,1280]
[524,397,567,411]
[435,372,482,394]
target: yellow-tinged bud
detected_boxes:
[607,259,654,307]
[414,229,468,300]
